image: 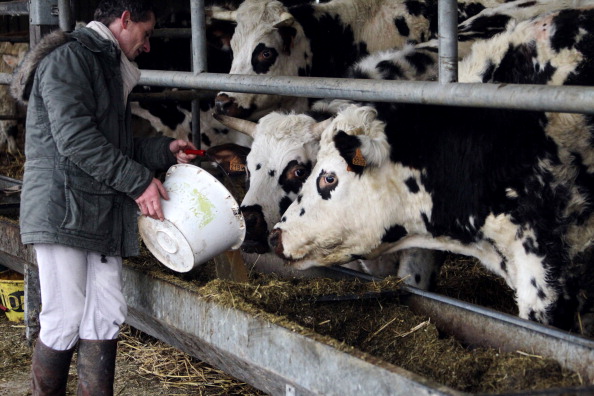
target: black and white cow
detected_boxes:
[214,104,443,283]
[269,7,594,329]
[212,0,507,120]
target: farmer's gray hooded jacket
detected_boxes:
[11,27,176,257]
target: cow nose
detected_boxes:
[240,205,270,253]
[268,228,285,258]
[214,93,235,115]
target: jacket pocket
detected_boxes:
[61,171,117,237]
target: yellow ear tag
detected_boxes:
[230,157,246,172]
[352,147,367,167]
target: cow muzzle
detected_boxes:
[240,205,270,254]
[214,93,253,119]
[268,228,287,259]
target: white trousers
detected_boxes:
[34,244,127,350]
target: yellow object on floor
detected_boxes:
[0,270,24,322]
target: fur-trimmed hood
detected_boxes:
[9,29,73,105]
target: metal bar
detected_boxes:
[438,0,458,83]
[190,0,207,149]
[129,89,216,102]
[0,0,28,16]
[139,71,594,114]
[58,0,72,32]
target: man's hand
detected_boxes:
[169,139,198,164]
[136,178,169,221]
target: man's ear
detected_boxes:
[121,10,131,29]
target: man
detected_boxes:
[10,1,197,394]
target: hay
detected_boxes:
[197,274,584,394]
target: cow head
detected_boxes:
[211,0,312,120]
[215,111,331,253]
[269,104,413,268]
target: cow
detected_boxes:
[212,0,508,120]
[212,96,444,286]
[268,7,594,330]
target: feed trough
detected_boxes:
[0,174,593,395]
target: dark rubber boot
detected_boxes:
[31,339,75,396]
[76,339,118,396]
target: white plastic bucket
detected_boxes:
[138,164,246,272]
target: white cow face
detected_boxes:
[269,105,414,268]
[213,0,312,120]
[215,111,330,253]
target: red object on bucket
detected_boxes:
[184,149,206,156]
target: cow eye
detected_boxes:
[319,173,337,188]
[293,166,309,180]
[324,175,335,184]
[261,49,271,58]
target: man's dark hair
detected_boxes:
[94,0,155,26]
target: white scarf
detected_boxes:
[86,21,140,104]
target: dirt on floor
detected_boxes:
[0,311,267,396]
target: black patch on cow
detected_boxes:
[240,204,270,253]
[372,96,556,246]
[381,223,408,243]
[299,208,305,216]
[394,16,410,37]
[421,212,430,230]
[268,170,275,177]
[281,216,286,222]
[297,194,303,204]
[100,255,107,263]
[376,60,405,80]
[279,196,293,215]
[279,160,313,194]
[484,43,555,86]
[256,164,261,171]
[405,51,435,75]
[404,0,424,17]
[518,1,537,8]
[290,6,368,78]
[481,61,496,83]
[346,66,372,80]
[316,170,338,200]
[251,43,279,74]
[523,237,537,255]
[458,15,512,42]
[405,177,420,193]
[201,133,211,147]
[333,131,365,175]
[500,259,507,274]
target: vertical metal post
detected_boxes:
[58,0,72,32]
[438,0,458,83]
[190,0,207,149]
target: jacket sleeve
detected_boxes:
[133,136,177,172]
[37,44,153,199]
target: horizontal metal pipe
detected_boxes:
[129,89,217,102]
[0,0,28,16]
[140,70,594,114]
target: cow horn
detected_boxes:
[312,118,333,137]
[274,12,294,28]
[213,113,257,137]
[207,9,237,22]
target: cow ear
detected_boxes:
[206,143,250,176]
[273,12,294,28]
[356,133,390,168]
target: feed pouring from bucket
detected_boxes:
[138,164,246,272]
